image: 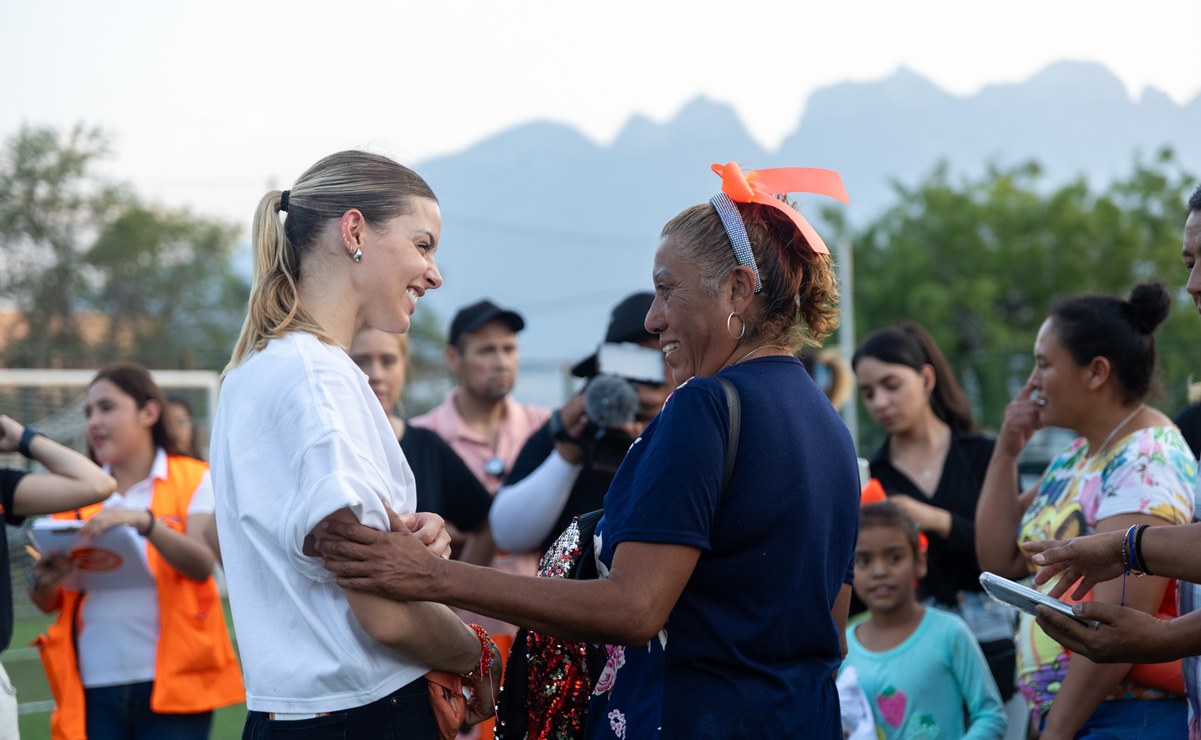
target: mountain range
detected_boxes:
[412,60,1200,370]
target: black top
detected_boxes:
[399,426,492,533]
[869,432,996,606]
[505,421,615,554]
[1174,403,1201,459]
[1,468,27,653]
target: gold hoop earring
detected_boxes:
[726,311,746,340]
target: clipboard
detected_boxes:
[28,518,155,591]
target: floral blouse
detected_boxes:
[1016,425,1196,723]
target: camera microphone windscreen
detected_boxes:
[584,374,639,428]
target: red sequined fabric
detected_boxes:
[496,518,595,740]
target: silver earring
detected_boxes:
[352,248,362,263]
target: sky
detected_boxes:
[3,0,1200,228]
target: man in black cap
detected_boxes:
[410,299,552,666]
[410,298,551,494]
[488,291,673,554]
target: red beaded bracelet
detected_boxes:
[464,624,496,681]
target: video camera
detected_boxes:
[577,342,664,472]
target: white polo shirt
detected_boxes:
[211,332,424,714]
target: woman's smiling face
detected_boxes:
[645,237,732,385]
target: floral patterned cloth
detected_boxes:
[1016,425,1196,724]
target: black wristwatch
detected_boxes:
[18,425,43,459]
[548,409,580,445]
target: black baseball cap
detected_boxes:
[448,299,525,346]
[571,291,657,378]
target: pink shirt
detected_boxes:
[410,389,551,640]
[409,389,550,495]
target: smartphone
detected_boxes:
[979,572,1095,626]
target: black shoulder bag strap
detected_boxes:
[716,377,741,495]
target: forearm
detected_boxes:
[1041,657,1132,738]
[1151,611,1201,663]
[344,590,479,672]
[423,558,667,646]
[13,435,116,515]
[147,519,216,582]
[975,450,1027,576]
[489,452,581,552]
[1141,523,1201,583]
[27,434,114,495]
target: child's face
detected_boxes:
[853,525,927,615]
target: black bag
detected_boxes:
[494,379,741,740]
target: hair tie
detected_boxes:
[280,189,290,212]
[709,162,850,266]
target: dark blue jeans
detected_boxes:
[1039,698,1187,739]
[84,681,212,740]
[242,679,436,739]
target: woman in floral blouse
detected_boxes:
[976,281,1194,740]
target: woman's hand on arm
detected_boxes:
[975,381,1042,577]
[0,415,116,515]
[316,514,701,645]
[315,508,479,672]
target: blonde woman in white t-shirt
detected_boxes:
[211,150,500,739]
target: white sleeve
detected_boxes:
[284,430,393,582]
[489,451,583,552]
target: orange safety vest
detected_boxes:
[35,454,245,740]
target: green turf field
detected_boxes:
[3,602,245,739]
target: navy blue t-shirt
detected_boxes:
[585,356,860,739]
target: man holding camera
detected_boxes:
[489,291,673,554]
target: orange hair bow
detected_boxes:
[710,162,849,256]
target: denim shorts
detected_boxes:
[1039,698,1187,739]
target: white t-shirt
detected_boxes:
[210,332,423,714]
[78,448,214,687]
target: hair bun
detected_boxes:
[1127,281,1171,334]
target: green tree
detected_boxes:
[86,205,247,368]
[846,150,1198,448]
[0,123,248,369]
[0,124,125,367]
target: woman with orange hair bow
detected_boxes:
[317,162,860,739]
